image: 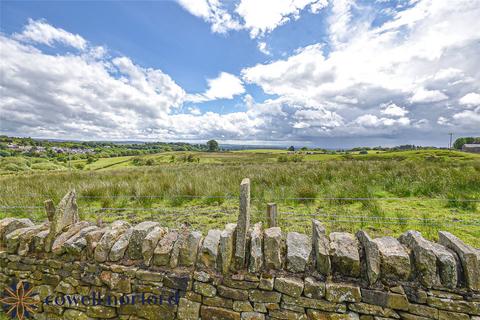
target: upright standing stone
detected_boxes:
[94,221,130,263]
[126,221,159,260]
[373,236,411,281]
[438,231,479,290]
[142,226,168,266]
[198,229,221,270]
[178,231,202,267]
[286,232,311,273]
[85,228,107,259]
[267,203,277,228]
[399,231,443,288]
[109,228,133,262]
[220,223,236,274]
[356,230,381,285]
[329,232,360,277]
[153,230,178,266]
[264,227,283,270]
[249,222,263,273]
[312,220,331,276]
[235,178,250,270]
[44,190,79,252]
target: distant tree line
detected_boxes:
[0,135,209,159]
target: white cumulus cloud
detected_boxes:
[186,72,245,102]
[459,92,480,106]
[14,18,87,50]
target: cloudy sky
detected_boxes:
[1,0,479,147]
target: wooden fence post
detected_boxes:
[267,203,277,228]
[234,178,250,269]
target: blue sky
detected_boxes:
[1,0,479,147]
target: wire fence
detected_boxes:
[1,204,478,226]
[1,191,479,236]
[0,193,480,202]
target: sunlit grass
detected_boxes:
[0,149,479,246]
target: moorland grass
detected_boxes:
[0,149,479,245]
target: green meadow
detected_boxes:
[0,149,479,246]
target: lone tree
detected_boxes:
[288,146,295,152]
[207,139,219,152]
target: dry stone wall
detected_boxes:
[0,191,479,320]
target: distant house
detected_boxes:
[462,144,480,153]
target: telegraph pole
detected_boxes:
[448,133,453,149]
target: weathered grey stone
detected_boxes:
[44,190,79,252]
[286,232,311,272]
[313,219,331,276]
[220,223,236,274]
[178,230,202,267]
[348,303,399,318]
[326,282,362,303]
[32,229,49,252]
[218,286,249,301]
[109,228,133,261]
[426,296,478,314]
[235,178,251,270]
[264,227,283,270]
[86,306,117,318]
[0,218,34,246]
[193,270,211,282]
[407,303,438,319]
[94,220,130,262]
[438,231,479,290]
[356,230,381,285]
[307,310,358,320]
[241,311,264,320]
[6,224,46,254]
[204,295,234,309]
[63,309,89,320]
[373,236,411,281]
[142,226,168,266]
[304,277,325,299]
[259,275,274,291]
[18,223,49,255]
[269,309,307,320]
[170,232,186,269]
[400,231,455,288]
[99,270,131,293]
[274,277,304,297]
[282,295,347,312]
[178,298,201,320]
[329,232,360,277]
[63,225,99,255]
[438,310,469,320]
[249,222,263,273]
[201,306,240,320]
[234,301,253,312]
[126,221,159,260]
[55,280,75,294]
[194,282,217,297]
[361,289,409,311]
[85,228,106,258]
[197,229,221,269]
[51,221,91,255]
[153,230,178,266]
[249,290,281,303]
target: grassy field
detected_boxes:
[0,149,479,246]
